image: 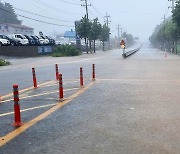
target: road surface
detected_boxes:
[0,43,180,154]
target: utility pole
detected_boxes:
[104,12,111,50]
[104,12,110,27]
[168,0,177,11]
[81,0,91,53]
[81,0,91,19]
[117,24,120,48]
[117,24,120,39]
[117,24,123,48]
[162,14,166,51]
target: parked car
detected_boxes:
[40,36,49,45]
[0,37,10,46]
[44,36,55,45]
[30,35,41,46]
[0,35,20,46]
[32,35,45,45]
[24,35,35,46]
[8,34,29,45]
[55,40,61,45]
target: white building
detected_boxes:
[0,23,34,35]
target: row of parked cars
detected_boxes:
[0,34,55,46]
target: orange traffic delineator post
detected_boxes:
[59,74,64,101]
[12,84,23,127]
[80,67,84,87]
[0,96,2,101]
[55,64,59,80]
[92,64,95,81]
[32,68,37,88]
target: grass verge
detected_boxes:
[0,59,10,66]
[52,45,81,57]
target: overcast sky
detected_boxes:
[1,0,172,40]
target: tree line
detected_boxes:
[0,2,21,24]
[76,15,135,53]
[76,15,110,53]
[150,0,180,52]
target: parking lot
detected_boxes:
[0,34,56,46]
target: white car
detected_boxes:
[8,34,29,45]
[55,40,61,45]
[0,38,10,46]
[40,36,49,45]
[33,35,46,45]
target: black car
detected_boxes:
[24,35,35,46]
[30,35,41,46]
[0,35,20,46]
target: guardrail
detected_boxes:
[122,45,142,58]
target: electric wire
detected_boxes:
[0,7,74,27]
[56,0,81,5]
[89,0,104,17]
[32,0,80,15]
[13,7,74,23]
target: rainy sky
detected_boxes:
[1,0,172,40]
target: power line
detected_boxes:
[13,7,73,23]
[109,10,164,16]
[56,0,80,5]
[32,0,79,15]
[88,8,96,19]
[89,0,104,17]
[91,5,104,18]
[70,0,80,2]
[0,7,74,27]
[80,0,103,23]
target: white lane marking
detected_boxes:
[0,57,103,73]
[0,103,57,117]
[0,88,79,103]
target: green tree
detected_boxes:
[172,0,180,49]
[0,2,21,24]
[150,19,178,51]
[100,24,110,51]
[172,0,180,28]
[165,21,178,51]
[122,32,134,47]
[89,18,102,53]
[76,15,91,53]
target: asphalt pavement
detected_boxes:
[0,43,180,154]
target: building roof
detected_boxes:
[1,23,33,30]
[64,30,76,38]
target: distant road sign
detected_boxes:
[120,39,125,46]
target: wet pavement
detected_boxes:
[0,43,180,153]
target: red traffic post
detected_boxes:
[59,74,64,101]
[80,67,84,87]
[55,64,59,80]
[92,64,96,81]
[12,84,23,127]
[32,68,37,88]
